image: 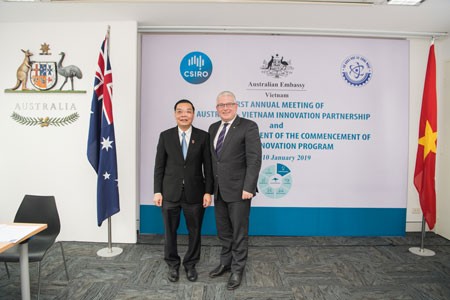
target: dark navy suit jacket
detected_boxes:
[154,126,213,203]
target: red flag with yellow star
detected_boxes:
[414,43,437,230]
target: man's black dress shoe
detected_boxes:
[209,264,231,278]
[227,273,242,290]
[168,267,179,282]
[186,267,198,282]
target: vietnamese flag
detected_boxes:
[414,43,437,230]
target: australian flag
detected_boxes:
[87,31,120,227]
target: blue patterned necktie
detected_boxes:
[181,132,187,160]
[215,123,229,157]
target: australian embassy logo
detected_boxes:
[341,55,372,87]
[180,51,213,84]
[261,53,293,78]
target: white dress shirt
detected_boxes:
[179,126,192,151]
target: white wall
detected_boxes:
[0,1,449,241]
[0,21,138,243]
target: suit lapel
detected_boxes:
[172,127,184,160]
[211,121,221,158]
[220,116,240,156]
[211,122,220,138]
[186,127,198,161]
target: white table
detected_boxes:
[0,223,48,300]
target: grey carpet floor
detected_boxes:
[1,232,450,300]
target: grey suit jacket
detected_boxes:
[209,116,262,202]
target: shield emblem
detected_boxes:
[30,62,58,91]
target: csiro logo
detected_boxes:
[180,51,213,84]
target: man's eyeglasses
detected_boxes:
[216,102,236,109]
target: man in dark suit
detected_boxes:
[208,91,262,290]
[153,99,213,282]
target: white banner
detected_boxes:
[140,34,408,209]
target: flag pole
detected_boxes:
[94,25,122,258]
[409,37,437,257]
[97,217,123,257]
[409,216,435,256]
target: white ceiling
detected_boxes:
[0,0,448,38]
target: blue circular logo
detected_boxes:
[258,163,292,199]
[341,55,372,87]
[180,51,213,84]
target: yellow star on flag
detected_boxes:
[418,120,437,159]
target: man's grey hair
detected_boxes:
[216,91,236,103]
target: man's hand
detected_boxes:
[203,193,212,208]
[242,190,253,200]
[153,193,163,207]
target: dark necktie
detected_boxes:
[181,132,187,160]
[215,123,229,157]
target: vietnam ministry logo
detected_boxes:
[180,51,213,84]
[341,55,372,87]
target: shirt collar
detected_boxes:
[222,116,236,127]
[178,126,192,135]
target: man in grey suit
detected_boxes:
[208,91,262,290]
[154,99,213,283]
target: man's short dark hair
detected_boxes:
[174,99,195,112]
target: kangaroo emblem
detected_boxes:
[265,55,274,69]
[11,49,33,91]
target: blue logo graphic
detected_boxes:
[180,51,213,84]
[341,55,372,87]
[258,163,292,199]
